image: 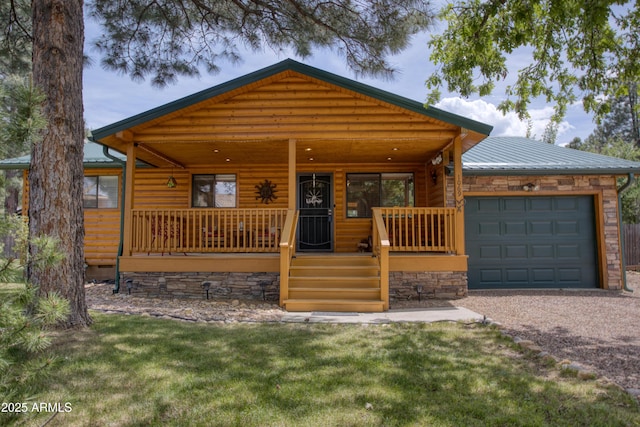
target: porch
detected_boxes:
[119,207,467,311]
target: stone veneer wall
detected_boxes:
[389,271,467,302]
[454,174,623,290]
[120,270,467,302]
[121,272,281,301]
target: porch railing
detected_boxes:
[130,208,288,254]
[372,209,390,310]
[279,209,299,305]
[374,207,457,254]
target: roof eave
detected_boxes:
[464,168,640,176]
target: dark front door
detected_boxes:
[298,173,333,251]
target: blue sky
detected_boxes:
[82,25,596,146]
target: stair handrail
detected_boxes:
[372,208,390,310]
[279,209,299,306]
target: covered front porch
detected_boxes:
[91,60,490,311]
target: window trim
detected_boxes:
[83,174,120,210]
[346,172,415,218]
[190,173,238,208]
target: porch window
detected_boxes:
[346,173,414,218]
[83,175,119,209]
[192,174,237,207]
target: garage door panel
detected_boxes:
[529,197,553,211]
[466,196,598,289]
[530,221,553,235]
[531,244,554,258]
[504,221,527,235]
[479,269,503,283]
[475,198,501,213]
[504,245,527,258]
[479,245,501,259]
[532,269,555,282]
[557,244,582,259]
[503,198,526,212]
[557,220,582,235]
[506,269,529,282]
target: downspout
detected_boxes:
[618,173,635,292]
[101,144,126,294]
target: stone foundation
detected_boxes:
[120,272,280,301]
[120,270,468,303]
[389,271,467,301]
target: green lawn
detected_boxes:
[5,311,640,426]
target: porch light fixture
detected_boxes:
[416,284,424,302]
[431,153,443,165]
[522,182,539,192]
[202,281,212,300]
[166,175,177,188]
[431,169,438,184]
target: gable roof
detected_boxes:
[463,136,640,175]
[91,59,493,142]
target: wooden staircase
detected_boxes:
[282,254,386,312]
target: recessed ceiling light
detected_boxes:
[213,149,220,153]
[225,158,231,162]
[387,157,392,161]
[308,157,314,161]
[392,147,399,151]
[305,147,312,152]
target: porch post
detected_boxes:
[122,142,136,256]
[288,139,296,210]
[453,135,465,255]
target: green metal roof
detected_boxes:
[91,59,493,141]
[0,141,128,170]
[463,136,640,175]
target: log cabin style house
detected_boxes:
[4,60,640,312]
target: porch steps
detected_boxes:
[283,255,385,312]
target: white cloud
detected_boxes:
[435,97,573,141]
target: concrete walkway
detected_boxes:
[281,306,484,324]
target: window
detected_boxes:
[83,176,119,208]
[192,174,237,207]
[346,173,414,218]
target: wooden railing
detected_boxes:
[372,209,390,311]
[279,209,299,306]
[130,208,288,254]
[375,207,458,254]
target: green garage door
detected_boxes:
[465,196,598,289]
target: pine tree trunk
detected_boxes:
[29,0,91,328]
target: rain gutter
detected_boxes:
[100,143,126,294]
[618,173,635,292]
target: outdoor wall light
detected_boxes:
[522,182,540,192]
[415,284,424,302]
[166,175,177,188]
[258,281,271,301]
[202,281,212,300]
[125,278,134,295]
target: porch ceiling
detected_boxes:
[128,137,452,167]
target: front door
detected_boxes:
[298,173,333,251]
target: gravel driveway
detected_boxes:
[453,272,640,393]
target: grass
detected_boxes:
[3,310,638,427]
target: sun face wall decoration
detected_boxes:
[255,179,278,204]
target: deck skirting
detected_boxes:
[120,269,468,303]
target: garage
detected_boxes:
[465,196,599,289]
